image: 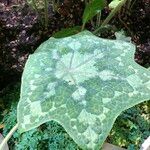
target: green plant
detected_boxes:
[53,0,129,37]
[81,0,106,30]
[0,30,150,150]
[26,0,128,35]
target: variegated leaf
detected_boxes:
[17,31,150,150]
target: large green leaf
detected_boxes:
[17,31,150,150]
[82,0,106,25]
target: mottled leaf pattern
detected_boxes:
[17,31,150,150]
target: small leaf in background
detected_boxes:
[82,0,106,25]
[52,26,81,38]
[0,134,9,150]
[109,0,122,9]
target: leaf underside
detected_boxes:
[17,31,150,150]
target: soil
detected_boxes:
[123,0,150,67]
[0,0,150,91]
[0,0,84,91]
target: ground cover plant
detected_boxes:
[0,0,150,149]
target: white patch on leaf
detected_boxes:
[44,82,57,98]
[99,70,117,81]
[55,53,73,78]
[127,74,143,88]
[103,107,110,114]
[68,41,81,50]
[29,80,34,85]
[78,109,94,125]
[128,65,138,73]
[145,80,150,90]
[128,91,139,97]
[24,115,31,124]
[29,80,37,91]
[115,57,121,61]
[30,85,37,91]
[40,62,45,67]
[102,98,111,104]
[114,91,122,97]
[83,126,98,149]
[115,57,124,66]
[52,49,60,59]
[47,82,57,90]
[28,92,32,96]
[49,102,56,111]
[78,109,97,125]
[99,114,106,121]
[34,74,41,78]
[121,53,125,57]
[30,101,42,115]
[94,49,104,59]
[45,68,52,72]
[26,98,31,103]
[72,86,87,100]
[113,42,124,49]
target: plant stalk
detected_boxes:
[130,0,136,9]
[0,123,18,150]
[96,11,101,27]
[44,0,49,30]
[81,22,86,31]
[93,0,127,34]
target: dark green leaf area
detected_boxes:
[52,26,81,38]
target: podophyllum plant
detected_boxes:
[0,30,150,150]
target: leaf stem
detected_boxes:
[81,22,86,31]
[0,123,18,150]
